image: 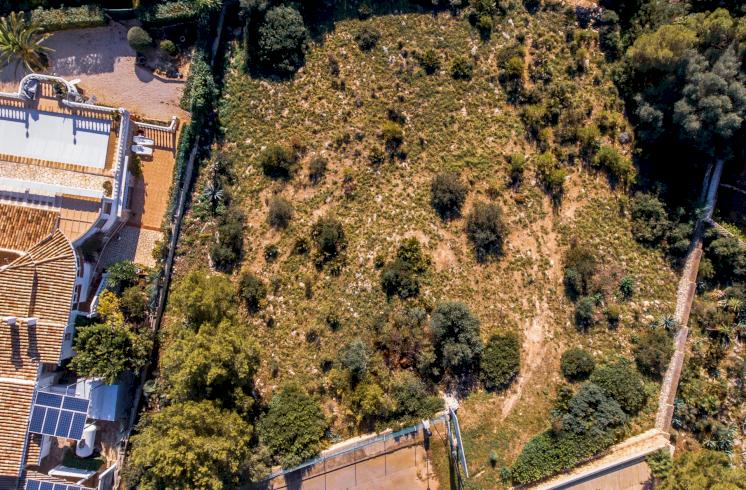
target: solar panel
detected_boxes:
[28,391,89,440]
[25,480,93,490]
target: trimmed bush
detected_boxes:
[267,196,293,229]
[431,172,467,220]
[481,334,521,391]
[160,39,178,56]
[560,348,595,381]
[31,5,106,32]
[355,25,381,51]
[238,272,266,313]
[466,201,507,261]
[138,0,199,26]
[258,145,297,179]
[128,26,152,52]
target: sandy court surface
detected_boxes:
[0,22,189,122]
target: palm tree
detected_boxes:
[0,12,53,79]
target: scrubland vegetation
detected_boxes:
[112,0,746,488]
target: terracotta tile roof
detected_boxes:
[0,204,57,252]
[0,205,79,490]
[0,381,34,489]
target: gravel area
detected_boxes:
[0,22,189,123]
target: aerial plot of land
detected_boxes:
[1,1,746,490]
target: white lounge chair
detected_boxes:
[133,135,155,146]
[131,144,153,156]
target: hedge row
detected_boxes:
[30,5,106,31]
[138,0,198,26]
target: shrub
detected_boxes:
[258,145,297,179]
[160,39,177,55]
[431,172,467,220]
[106,260,139,294]
[481,334,521,391]
[630,193,670,245]
[267,196,293,229]
[575,296,596,329]
[563,245,597,299]
[210,210,244,272]
[391,371,441,422]
[605,303,621,327]
[535,151,566,201]
[138,0,199,26]
[257,5,308,75]
[465,201,507,261]
[503,56,524,81]
[339,338,369,381]
[380,259,420,298]
[451,56,474,80]
[311,216,346,263]
[418,48,440,74]
[508,154,526,185]
[633,328,673,378]
[592,145,636,187]
[381,122,404,152]
[560,348,595,381]
[127,26,152,51]
[355,25,381,51]
[120,286,148,324]
[309,157,327,184]
[431,301,483,375]
[259,384,328,467]
[619,275,635,299]
[591,361,647,414]
[238,272,266,313]
[396,238,430,273]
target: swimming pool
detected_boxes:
[0,105,112,169]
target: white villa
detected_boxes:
[0,75,176,490]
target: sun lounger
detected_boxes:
[131,144,153,156]
[133,135,155,146]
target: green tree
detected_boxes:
[70,323,150,384]
[466,201,507,261]
[257,6,308,75]
[259,384,328,467]
[120,285,148,324]
[481,334,521,392]
[591,360,647,414]
[659,449,746,490]
[560,348,595,382]
[339,338,369,382]
[630,193,670,245]
[564,245,597,299]
[126,400,253,490]
[106,260,139,294]
[0,11,52,78]
[633,327,673,378]
[162,319,259,413]
[431,301,483,375]
[169,270,235,328]
[390,371,441,423]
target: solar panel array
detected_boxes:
[25,480,93,490]
[28,392,89,440]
